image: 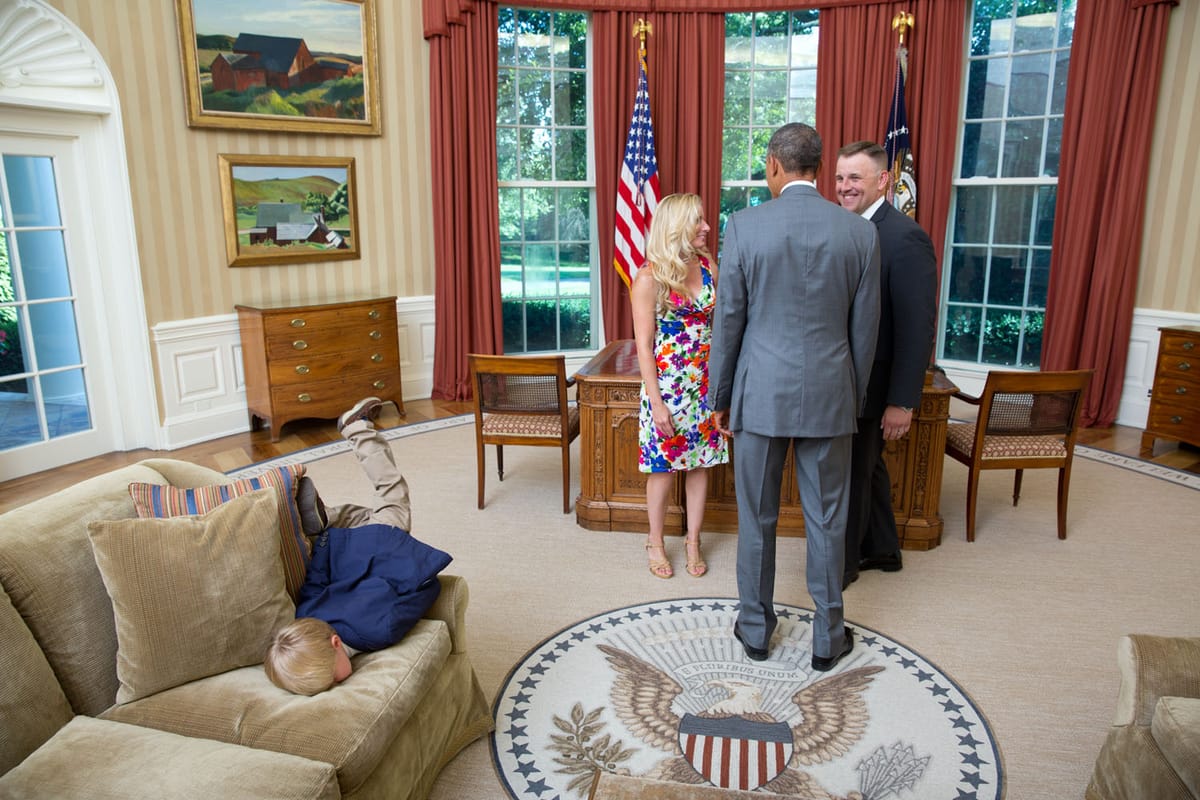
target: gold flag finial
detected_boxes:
[632,18,652,56]
[892,11,914,47]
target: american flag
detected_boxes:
[613,48,660,288]
[885,48,917,218]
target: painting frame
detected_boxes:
[176,0,381,135]
[218,154,361,268]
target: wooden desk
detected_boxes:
[574,339,952,550]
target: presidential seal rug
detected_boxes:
[491,598,1002,800]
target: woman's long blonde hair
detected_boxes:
[643,193,711,314]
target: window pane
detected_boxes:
[43,367,91,439]
[788,69,817,125]
[559,244,590,296]
[2,156,61,227]
[502,300,526,352]
[1008,53,1050,116]
[560,297,590,349]
[949,247,987,303]
[753,14,789,67]
[724,71,750,125]
[971,12,1013,57]
[15,230,71,300]
[965,58,1008,120]
[500,244,523,299]
[1033,186,1056,246]
[497,69,517,125]
[0,377,39,448]
[994,186,1034,244]
[555,71,586,127]
[522,188,555,241]
[518,128,552,180]
[1028,249,1051,307]
[752,71,787,125]
[944,305,983,361]
[29,300,81,369]
[497,128,518,181]
[751,127,773,180]
[526,301,557,350]
[553,12,586,69]
[498,7,517,65]
[516,10,551,67]
[1044,117,1062,177]
[1013,7,1057,52]
[1020,310,1045,366]
[1050,52,1069,114]
[554,128,586,181]
[722,128,749,183]
[986,248,1028,305]
[1058,0,1077,48]
[953,186,992,244]
[982,307,1021,366]
[499,188,521,242]
[1001,118,1045,177]
[525,244,557,293]
[725,14,753,68]
[961,121,1001,178]
[518,69,552,126]
[0,305,27,378]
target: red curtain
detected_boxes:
[816,1,966,276]
[1041,0,1178,426]
[593,12,726,342]
[426,2,502,400]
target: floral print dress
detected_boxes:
[638,260,730,473]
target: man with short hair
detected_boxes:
[834,141,937,589]
[710,122,880,672]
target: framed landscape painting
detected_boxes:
[218,154,360,267]
[176,0,381,135]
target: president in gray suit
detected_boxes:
[710,123,880,672]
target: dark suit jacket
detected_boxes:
[861,201,937,419]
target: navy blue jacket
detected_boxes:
[296,524,452,652]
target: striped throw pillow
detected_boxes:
[127,464,310,600]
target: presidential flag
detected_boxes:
[885,49,917,218]
[613,48,660,288]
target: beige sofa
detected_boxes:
[0,458,493,800]
[1086,634,1200,800]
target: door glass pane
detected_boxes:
[15,229,71,299]
[3,155,61,226]
[29,300,82,369]
[42,367,91,439]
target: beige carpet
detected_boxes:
[291,418,1200,800]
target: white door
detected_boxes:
[0,132,120,477]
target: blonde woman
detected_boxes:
[632,193,730,579]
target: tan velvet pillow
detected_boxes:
[87,489,295,704]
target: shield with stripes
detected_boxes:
[678,713,794,791]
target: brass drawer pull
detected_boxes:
[369,330,382,340]
[1177,386,1188,394]
[293,340,308,350]
[298,393,312,403]
[371,353,383,363]
[295,365,310,375]
[1170,415,1183,424]
[373,380,386,389]
[290,318,306,328]
[368,309,380,320]
[1183,341,1195,351]
[1178,361,1191,371]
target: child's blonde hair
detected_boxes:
[264,617,338,695]
[643,193,712,314]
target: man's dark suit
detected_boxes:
[845,200,936,581]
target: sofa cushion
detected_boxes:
[0,715,339,800]
[87,490,295,704]
[1153,696,1200,798]
[0,462,211,716]
[102,618,452,796]
[0,583,74,775]
[128,462,310,599]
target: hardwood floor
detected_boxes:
[0,397,1196,514]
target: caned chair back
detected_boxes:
[468,354,580,514]
[945,369,1093,541]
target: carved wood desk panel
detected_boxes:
[575,339,951,550]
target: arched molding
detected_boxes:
[0,0,110,113]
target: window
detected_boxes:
[720,11,819,232]
[940,0,1075,367]
[497,8,593,354]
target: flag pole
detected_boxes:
[890,11,913,190]
[613,18,660,288]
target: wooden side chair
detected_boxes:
[944,369,1093,541]
[468,354,580,514]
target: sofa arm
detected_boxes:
[134,458,228,488]
[425,574,470,654]
[1113,635,1200,727]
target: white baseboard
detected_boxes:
[151,297,436,449]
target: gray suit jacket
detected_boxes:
[710,184,881,438]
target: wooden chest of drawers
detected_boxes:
[236,298,405,441]
[1141,325,1200,455]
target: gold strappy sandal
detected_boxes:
[645,539,673,579]
[685,535,707,578]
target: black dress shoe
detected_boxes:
[812,628,854,672]
[859,552,903,572]
[733,624,769,662]
[842,572,859,590]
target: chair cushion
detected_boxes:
[0,716,339,800]
[483,404,580,438]
[128,463,310,599]
[945,421,1068,460]
[1152,696,1200,797]
[102,618,452,796]
[87,490,295,704]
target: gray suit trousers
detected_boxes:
[734,430,851,659]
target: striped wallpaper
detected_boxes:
[48,1,1200,327]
